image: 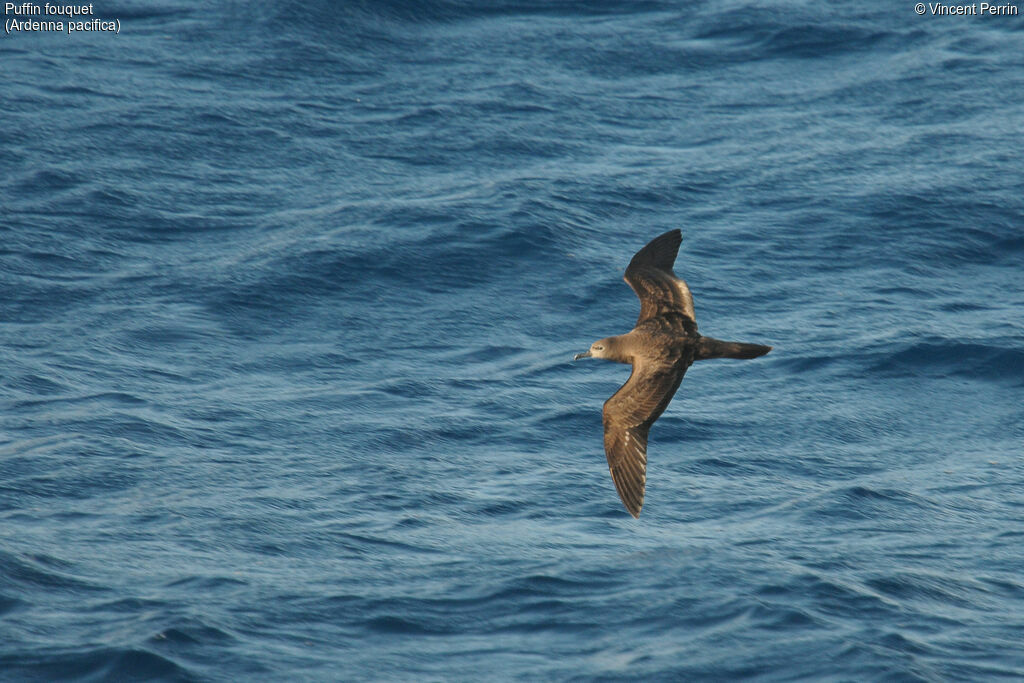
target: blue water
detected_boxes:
[3,1,1023,680]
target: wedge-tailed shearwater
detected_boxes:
[574,229,771,518]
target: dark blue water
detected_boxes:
[3,1,1023,680]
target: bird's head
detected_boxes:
[574,337,615,361]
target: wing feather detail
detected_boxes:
[602,360,687,518]
[623,229,696,326]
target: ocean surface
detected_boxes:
[2,1,1023,680]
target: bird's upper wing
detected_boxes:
[602,358,687,518]
[623,229,696,326]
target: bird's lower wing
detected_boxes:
[603,424,650,518]
[602,361,687,517]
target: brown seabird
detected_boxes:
[574,229,771,518]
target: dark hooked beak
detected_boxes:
[573,350,592,361]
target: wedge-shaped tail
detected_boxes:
[695,336,772,361]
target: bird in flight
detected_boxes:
[574,229,771,517]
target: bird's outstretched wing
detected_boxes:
[602,358,687,517]
[623,229,696,326]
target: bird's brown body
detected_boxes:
[575,229,771,517]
